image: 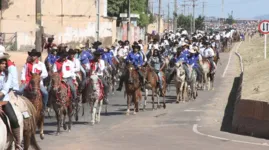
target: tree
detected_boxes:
[0,0,14,12]
[195,15,205,30]
[107,0,153,27]
[226,13,235,25]
[177,14,192,31]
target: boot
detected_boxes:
[12,127,22,150]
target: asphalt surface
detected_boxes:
[34,45,269,150]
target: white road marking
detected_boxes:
[184,109,204,112]
[193,124,269,147]
[222,42,242,78]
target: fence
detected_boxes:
[1,32,17,51]
[116,25,146,43]
[232,49,269,138]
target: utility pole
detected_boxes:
[127,0,131,41]
[222,0,224,25]
[96,0,100,41]
[168,2,170,31]
[35,0,42,54]
[202,1,206,17]
[173,0,177,32]
[181,0,187,16]
[158,0,161,34]
[191,0,197,33]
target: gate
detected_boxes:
[1,32,17,51]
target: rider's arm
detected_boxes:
[1,72,12,98]
[40,63,48,79]
[20,64,27,83]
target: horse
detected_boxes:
[82,74,104,125]
[186,65,198,101]
[0,99,23,150]
[50,73,72,135]
[124,64,142,115]
[200,58,215,91]
[9,93,41,150]
[174,61,187,103]
[24,73,45,139]
[142,64,166,110]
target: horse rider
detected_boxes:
[203,41,216,73]
[78,44,93,79]
[116,44,145,92]
[46,46,59,67]
[68,49,82,84]
[148,49,165,89]
[19,49,49,112]
[133,41,147,64]
[89,49,109,104]
[102,46,115,70]
[53,51,78,103]
[117,41,128,60]
[187,47,203,83]
[0,46,19,92]
[0,53,22,150]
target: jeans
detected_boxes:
[208,57,215,71]
[183,63,190,81]
[80,65,87,79]
[1,102,19,129]
[157,71,163,89]
[63,77,77,101]
[194,66,203,82]
[19,84,48,110]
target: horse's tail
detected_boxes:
[23,97,41,150]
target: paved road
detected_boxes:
[35,44,269,150]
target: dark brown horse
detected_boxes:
[50,73,73,135]
[124,64,142,115]
[24,73,45,139]
[142,64,166,110]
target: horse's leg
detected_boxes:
[162,84,166,109]
[207,76,211,91]
[63,109,67,130]
[23,130,31,150]
[152,88,156,110]
[40,113,45,140]
[68,105,72,132]
[91,100,97,125]
[156,88,161,109]
[126,95,130,115]
[143,89,148,111]
[176,85,180,103]
[133,93,137,115]
[56,109,61,135]
[96,100,103,123]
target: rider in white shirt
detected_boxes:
[203,42,216,73]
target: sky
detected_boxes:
[151,0,269,19]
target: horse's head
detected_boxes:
[28,72,42,96]
[50,73,61,91]
[175,61,185,78]
[90,74,99,92]
[126,64,137,84]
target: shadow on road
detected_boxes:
[220,76,240,132]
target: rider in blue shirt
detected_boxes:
[187,47,203,83]
[47,47,59,66]
[79,46,93,79]
[116,44,144,91]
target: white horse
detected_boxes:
[174,61,186,103]
[0,97,24,150]
[89,74,103,125]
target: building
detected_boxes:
[0,0,117,50]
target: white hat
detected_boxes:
[0,53,10,60]
[0,45,6,53]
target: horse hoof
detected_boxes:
[68,130,71,133]
[126,112,129,116]
[157,105,161,109]
[133,112,136,115]
[75,116,79,122]
[163,105,166,109]
[40,134,45,140]
[63,124,67,130]
[91,122,95,126]
[176,101,179,104]
[56,132,60,136]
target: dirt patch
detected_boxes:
[238,35,269,102]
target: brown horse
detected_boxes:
[24,73,45,140]
[50,73,72,135]
[142,64,166,110]
[20,96,41,150]
[124,64,142,115]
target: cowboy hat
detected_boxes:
[28,49,41,57]
[132,45,140,50]
[79,43,85,48]
[68,49,76,54]
[0,53,10,60]
[189,48,196,54]
[59,51,69,57]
